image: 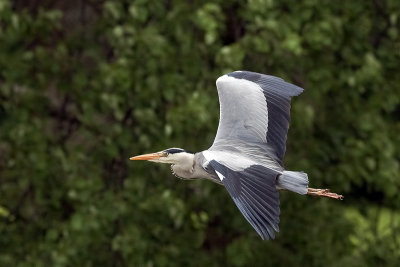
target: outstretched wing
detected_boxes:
[203,153,280,240]
[212,71,304,164]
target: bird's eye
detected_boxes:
[163,152,169,157]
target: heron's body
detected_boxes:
[131,71,343,240]
[172,149,282,186]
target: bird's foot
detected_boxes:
[307,188,343,200]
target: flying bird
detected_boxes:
[130,71,343,240]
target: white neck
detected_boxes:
[168,152,195,179]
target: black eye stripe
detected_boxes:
[164,148,193,154]
[165,148,184,154]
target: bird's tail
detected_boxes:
[277,171,309,195]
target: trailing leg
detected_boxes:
[307,188,343,200]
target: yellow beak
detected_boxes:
[129,152,164,161]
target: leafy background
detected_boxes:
[0,0,399,266]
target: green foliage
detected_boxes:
[1,0,399,266]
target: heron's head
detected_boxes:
[130,148,193,164]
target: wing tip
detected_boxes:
[225,70,305,97]
[258,225,279,240]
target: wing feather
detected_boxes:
[213,71,304,164]
[240,185,279,228]
[208,159,280,240]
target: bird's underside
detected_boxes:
[200,148,343,240]
[130,70,343,240]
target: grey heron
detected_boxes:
[130,71,343,240]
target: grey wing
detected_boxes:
[208,159,280,240]
[212,71,304,164]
